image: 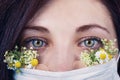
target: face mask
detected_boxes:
[14,58,120,80]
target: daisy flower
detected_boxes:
[4,46,39,71]
[80,39,118,66]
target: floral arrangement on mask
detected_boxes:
[80,39,118,66]
[4,46,39,72]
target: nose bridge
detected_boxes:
[50,39,75,71]
[55,44,70,62]
[55,38,72,61]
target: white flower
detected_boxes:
[80,52,92,66]
[25,64,33,69]
[4,46,39,71]
[95,49,109,64]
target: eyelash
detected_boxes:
[22,37,48,50]
[78,36,103,50]
[21,36,103,50]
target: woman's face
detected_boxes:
[21,0,117,72]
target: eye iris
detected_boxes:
[32,40,43,47]
[84,39,95,47]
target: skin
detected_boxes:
[21,0,117,72]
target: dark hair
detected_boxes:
[0,0,120,80]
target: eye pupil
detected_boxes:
[85,39,94,47]
[32,40,44,47]
[35,40,40,45]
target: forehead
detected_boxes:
[29,0,112,27]
[28,0,115,37]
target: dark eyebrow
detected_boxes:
[76,24,110,33]
[24,26,49,33]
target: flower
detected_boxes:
[4,46,39,71]
[100,53,106,60]
[80,51,92,66]
[95,49,109,64]
[31,59,39,66]
[80,39,118,66]
[15,61,21,68]
[108,54,113,60]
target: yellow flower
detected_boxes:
[98,48,107,60]
[15,61,21,68]
[108,54,113,60]
[100,53,106,60]
[31,59,38,66]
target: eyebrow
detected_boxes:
[24,26,49,33]
[76,24,110,33]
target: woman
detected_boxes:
[0,0,120,80]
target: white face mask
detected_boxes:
[14,59,119,80]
